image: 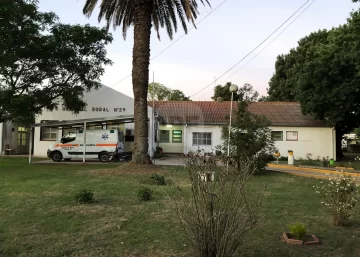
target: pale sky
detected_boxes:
[38,0,358,100]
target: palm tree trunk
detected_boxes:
[132,0,152,164]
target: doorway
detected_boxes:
[17,127,30,154]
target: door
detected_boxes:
[61,132,79,159]
[17,127,29,154]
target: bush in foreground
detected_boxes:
[314,171,359,226]
[173,150,263,257]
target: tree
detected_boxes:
[267,29,330,102]
[148,82,190,101]
[267,10,360,158]
[212,82,239,101]
[220,101,276,172]
[212,82,259,102]
[258,95,270,102]
[169,89,191,101]
[354,128,360,138]
[83,0,211,164]
[0,0,113,124]
[148,82,171,101]
[238,83,259,102]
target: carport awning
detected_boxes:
[31,115,140,128]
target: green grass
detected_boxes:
[1,157,360,257]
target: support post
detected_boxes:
[227,91,234,169]
[83,122,87,164]
[29,127,33,164]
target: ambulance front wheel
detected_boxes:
[99,152,108,163]
[52,151,63,162]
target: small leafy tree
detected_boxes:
[220,101,276,172]
[173,150,263,257]
[314,171,359,226]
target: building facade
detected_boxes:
[0,85,155,157]
[1,88,336,161]
[151,101,336,160]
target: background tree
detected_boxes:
[83,0,211,164]
[258,95,270,102]
[220,101,276,172]
[148,82,191,101]
[353,128,360,138]
[212,82,259,102]
[212,82,239,101]
[148,82,171,101]
[0,0,113,125]
[267,29,329,102]
[168,89,191,101]
[267,9,360,158]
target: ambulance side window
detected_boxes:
[62,132,77,143]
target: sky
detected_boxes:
[38,0,359,100]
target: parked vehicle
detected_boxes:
[107,150,133,163]
[47,129,120,162]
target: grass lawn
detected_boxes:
[1,157,360,257]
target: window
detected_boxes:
[17,133,27,146]
[40,127,58,141]
[126,129,132,136]
[271,131,283,141]
[193,132,212,146]
[87,125,103,130]
[61,132,77,144]
[18,127,28,132]
[286,131,298,141]
[172,130,183,143]
[159,130,170,143]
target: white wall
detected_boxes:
[269,126,336,160]
[186,125,223,154]
[160,124,335,160]
[157,125,185,153]
[33,86,154,157]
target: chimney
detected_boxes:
[217,97,223,102]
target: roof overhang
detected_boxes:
[31,115,143,128]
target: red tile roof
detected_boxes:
[149,101,329,127]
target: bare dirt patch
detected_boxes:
[42,191,63,197]
[8,192,36,197]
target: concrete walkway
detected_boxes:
[267,163,360,181]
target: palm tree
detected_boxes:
[83,0,210,164]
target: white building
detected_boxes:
[151,101,336,160]
[0,85,155,157]
[0,86,336,160]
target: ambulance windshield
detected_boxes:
[61,132,77,144]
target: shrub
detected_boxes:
[306,153,313,161]
[75,190,94,204]
[279,156,288,161]
[173,150,263,257]
[139,188,153,201]
[314,171,359,226]
[347,144,360,153]
[150,174,167,185]
[153,146,165,159]
[288,223,306,240]
[322,156,330,167]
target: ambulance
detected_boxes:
[47,129,120,162]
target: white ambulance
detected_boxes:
[47,129,120,162]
